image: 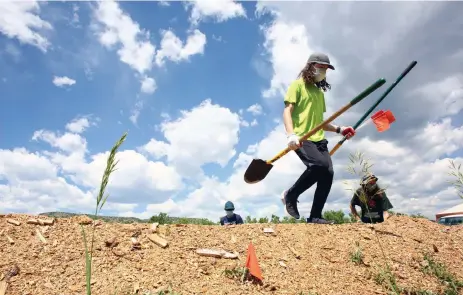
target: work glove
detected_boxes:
[287,133,301,150]
[341,126,356,139]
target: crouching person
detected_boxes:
[220,201,244,226]
[350,174,393,224]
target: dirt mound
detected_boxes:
[1,214,462,295]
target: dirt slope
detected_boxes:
[1,214,462,295]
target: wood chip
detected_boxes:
[149,223,159,233]
[6,219,20,226]
[27,218,55,226]
[0,281,8,295]
[148,234,168,248]
[6,235,14,245]
[433,244,439,253]
[196,249,238,259]
[263,228,275,233]
[133,281,140,294]
[105,237,119,248]
[0,264,20,295]
[27,219,39,225]
[279,261,287,268]
[131,237,141,250]
[36,229,47,244]
[287,245,300,259]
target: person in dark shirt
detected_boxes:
[350,174,393,224]
[220,201,244,226]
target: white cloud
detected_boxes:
[0,1,52,52]
[71,4,80,27]
[52,76,76,87]
[140,76,156,94]
[140,99,241,178]
[65,116,96,134]
[0,115,186,214]
[93,0,156,75]
[155,29,207,67]
[185,0,246,26]
[246,103,263,116]
[158,1,170,7]
[32,129,87,155]
[129,100,144,125]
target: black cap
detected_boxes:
[307,52,335,70]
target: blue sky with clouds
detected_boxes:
[1,1,462,222]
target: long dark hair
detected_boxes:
[297,62,331,92]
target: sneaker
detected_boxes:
[281,190,300,219]
[280,190,300,205]
[307,217,334,224]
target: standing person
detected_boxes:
[350,174,393,223]
[281,52,356,224]
[220,201,244,226]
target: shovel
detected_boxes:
[329,61,418,156]
[243,78,386,184]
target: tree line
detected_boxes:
[148,210,429,225]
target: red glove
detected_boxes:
[341,126,356,139]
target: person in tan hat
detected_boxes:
[281,52,356,224]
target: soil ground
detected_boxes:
[1,214,462,295]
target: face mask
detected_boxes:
[365,183,378,194]
[313,67,327,82]
[226,210,234,218]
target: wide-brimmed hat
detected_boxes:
[307,52,335,70]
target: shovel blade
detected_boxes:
[244,159,274,184]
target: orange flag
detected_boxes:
[371,110,396,132]
[245,242,263,280]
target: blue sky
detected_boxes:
[1,1,462,221]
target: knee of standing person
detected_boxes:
[315,162,333,177]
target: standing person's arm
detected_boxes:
[283,81,301,150]
[323,123,356,138]
[283,103,296,135]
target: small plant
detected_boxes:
[81,132,127,295]
[448,159,463,199]
[374,265,402,294]
[349,241,364,265]
[345,151,401,294]
[421,253,463,295]
[223,266,245,280]
[156,286,181,295]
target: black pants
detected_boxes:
[286,139,334,219]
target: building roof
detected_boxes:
[437,203,463,215]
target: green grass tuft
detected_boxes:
[81,132,127,295]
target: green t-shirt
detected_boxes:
[351,188,394,223]
[284,78,326,142]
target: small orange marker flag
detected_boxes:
[371,109,396,132]
[245,242,263,280]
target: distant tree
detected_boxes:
[245,216,252,224]
[271,214,280,224]
[410,213,426,219]
[323,210,351,224]
[388,210,408,217]
[258,217,269,223]
[149,212,171,224]
[448,159,463,199]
